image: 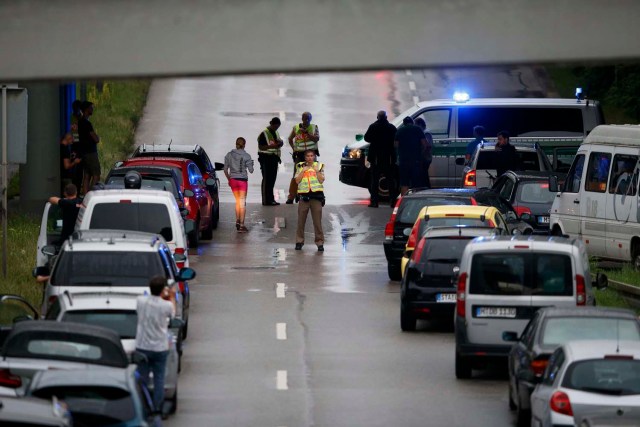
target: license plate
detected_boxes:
[476,307,516,318]
[436,293,456,303]
[538,216,550,224]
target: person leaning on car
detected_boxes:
[364,110,397,207]
[136,276,176,419]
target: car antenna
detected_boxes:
[616,319,620,354]
[168,139,172,152]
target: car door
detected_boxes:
[36,202,64,268]
[552,153,585,237]
[605,151,639,260]
[510,312,540,405]
[188,163,210,224]
[530,348,566,426]
[414,108,454,187]
[581,151,611,256]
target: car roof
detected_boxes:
[124,157,193,167]
[83,188,176,201]
[30,365,135,391]
[137,143,200,153]
[563,340,640,361]
[537,306,639,320]
[467,234,581,248]
[422,205,498,217]
[423,226,503,238]
[108,165,179,176]
[583,124,640,147]
[58,292,139,311]
[477,143,539,152]
[0,396,71,425]
[503,170,559,180]
[404,188,476,199]
[416,98,598,109]
[65,230,166,252]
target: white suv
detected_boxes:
[454,235,607,379]
[42,230,195,336]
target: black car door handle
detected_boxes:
[573,199,580,204]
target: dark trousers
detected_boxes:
[259,154,280,204]
[136,349,169,413]
[369,163,397,205]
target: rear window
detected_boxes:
[62,310,138,339]
[476,150,542,171]
[541,317,640,348]
[517,181,556,204]
[470,253,573,296]
[89,203,173,241]
[414,237,473,286]
[562,359,640,396]
[106,175,179,198]
[27,339,102,360]
[51,251,164,286]
[397,197,471,224]
[31,386,136,424]
[458,107,584,138]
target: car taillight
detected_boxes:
[385,198,402,240]
[464,170,476,187]
[550,391,573,416]
[0,369,22,388]
[406,220,421,249]
[48,295,58,307]
[531,357,549,377]
[576,274,586,306]
[412,237,426,261]
[514,205,532,218]
[456,273,467,317]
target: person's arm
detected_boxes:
[295,165,308,184]
[223,154,231,180]
[309,125,320,143]
[316,164,325,183]
[257,132,270,151]
[246,156,254,174]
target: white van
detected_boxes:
[549,125,640,267]
[75,189,194,267]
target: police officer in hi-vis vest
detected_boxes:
[294,149,325,252]
[257,117,284,205]
[286,112,319,204]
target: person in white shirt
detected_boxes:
[136,276,176,418]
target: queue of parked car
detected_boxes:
[385,124,640,426]
[1,144,222,425]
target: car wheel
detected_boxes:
[550,225,563,237]
[188,219,200,248]
[202,215,213,240]
[388,263,402,281]
[516,393,531,427]
[455,351,472,379]
[400,302,416,332]
[632,241,640,271]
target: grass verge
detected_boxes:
[0,80,150,310]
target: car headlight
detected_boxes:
[348,149,362,159]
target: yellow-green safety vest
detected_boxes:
[296,161,324,194]
[293,123,318,152]
[258,128,281,156]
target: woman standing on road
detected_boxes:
[224,137,254,233]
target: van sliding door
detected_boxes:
[605,152,639,261]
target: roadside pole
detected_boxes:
[2,85,8,277]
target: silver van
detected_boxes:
[454,235,607,379]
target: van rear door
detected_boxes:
[529,251,576,310]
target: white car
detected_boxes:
[530,340,640,427]
[45,291,182,415]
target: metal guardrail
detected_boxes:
[608,278,640,309]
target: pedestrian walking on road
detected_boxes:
[224,137,254,232]
[364,110,397,207]
[294,150,326,251]
[48,183,81,246]
[286,112,319,204]
[135,275,176,422]
[394,116,428,195]
[257,117,284,205]
[78,101,101,195]
[414,117,433,189]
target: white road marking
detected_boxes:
[277,370,288,390]
[408,81,416,91]
[279,111,285,121]
[276,217,286,229]
[413,96,420,104]
[247,288,262,292]
[277,247,286,260]
[405,69,412,76]
[278,88,286,97]
[276,282,286,298]
[276,323,287,340]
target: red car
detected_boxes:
[121,157,214,247]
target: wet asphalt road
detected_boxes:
[133,67,551,426]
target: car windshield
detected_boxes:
[469,253,573,295]
[517,181,556,204]
[61,311,138,339]
[476,151,542,171]
[397,197,471,224]
[51,251,164,286]
[413,237,473,286]
[541,318,640,348]
[89,203,173,241]
[562,359,640,396]
[31,386,136,425]
[106,175,179,199]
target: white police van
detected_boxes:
[549,124,640,267]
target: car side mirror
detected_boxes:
[520,212,532,221]
[41,245,57,256]
[506,211,517,222]
[455,157,465,166]
[214,162,224,171]
[183,189,194,198]
[403,228,411,237]
[502,331,519,342]
[594,272,608,290]
[131,351,148,365]
[177,267,196,281]
[184,219,196,234]
[205,178,215,186]
[32,266,50,278]
[355,134,364,141]
[549,175,559,193]
[169,318,185,330]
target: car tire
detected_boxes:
[202,215,213,240]
[455,351,472,379]
[188,219,200,248]
[516,397,530,427]
[388,263,401,281]
[400,302,417,332]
